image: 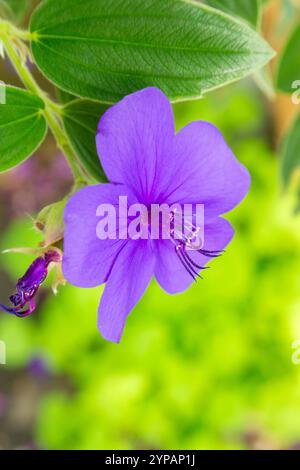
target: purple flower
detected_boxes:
[0,250,60,317]
[63,87,250,343]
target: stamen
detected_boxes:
[169,209,223,278]
[175,245,197,281]
[182,250,209,271]
[170,209,203,250]
[175,244,204,280]
[182,251,203,279]
[198,248,224,258]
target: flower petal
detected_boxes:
[162,121,250,218]
[98,240,155,343]
[63,183,135,288]
[96,87,175,204]
[17,256,47,289]
[154,217,234,294]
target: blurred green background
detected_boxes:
[1,0,300,451]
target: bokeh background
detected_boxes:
[1,0,300,450]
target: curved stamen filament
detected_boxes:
[175,246,198,281]
[198,248,224,258]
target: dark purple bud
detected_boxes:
[27,356,51,379]
[0,250,61,318]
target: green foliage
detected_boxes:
[280,114,300,188]
[206,0,260,27]
[0,85,47,172]
[2,83,300,450]
[0,0,300,452]
[0,0,275,177]
[62,99,108,181]
[33,136,300,448]
[29,0,274,103]
[277,22,300,93]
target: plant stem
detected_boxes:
[0,28,41,95]
[0,22,87,182]
[44,107,85,181]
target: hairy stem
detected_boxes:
[0,20,87,182]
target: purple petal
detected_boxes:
[17,257,47,290]
[0,298,36,317]
[154,217,234,294]
[98,240,155,343]
[15,299,36,317]
[0,250,60,318]
[161,121,250,218]
[96,87,175,204]
[63,183,136,288]
[0,303,19,314]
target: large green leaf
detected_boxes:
[56,88,75,105]
[277,23,300,94]
[62,99,108,181]
[206,0,260,27]
[0,85,47,172]
[30,0,274,103]
[280,113,300,188]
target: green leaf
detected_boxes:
[62,99,108,181]
[0,85,47,172]
[30,0,274,103]
[56,87,75,105]
[0,0,31,23]
[280,113,300,188]
[277,23,300,94]
[206,0,260,27]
